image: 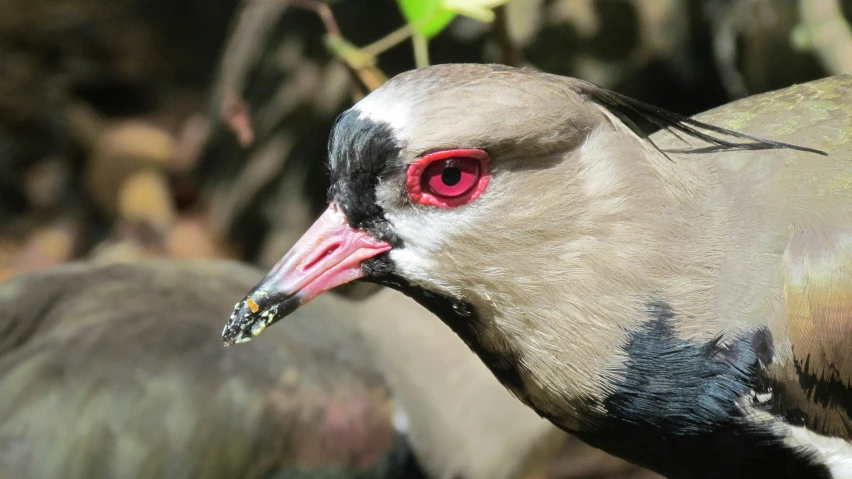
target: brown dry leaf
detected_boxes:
[92,121,175,165]
[117,169,177,234]
[0,239,19,282]
[0,237,20,262]
[86,121,176,215]
[165,215,232,260]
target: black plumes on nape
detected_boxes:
[578,85,828,157]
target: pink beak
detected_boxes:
[223,202,392,345]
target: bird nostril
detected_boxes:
[303,243,340,272]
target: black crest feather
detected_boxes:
[577,83,828,157]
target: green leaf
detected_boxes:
[397,0,457,38]
[398,0,514,39]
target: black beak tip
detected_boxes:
[221,293,304,346]
[222,299,260,346]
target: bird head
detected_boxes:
[223,64,628,342]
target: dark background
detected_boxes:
[0,1,849,477]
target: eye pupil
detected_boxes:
[441,167,462,186]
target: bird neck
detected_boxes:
[478,125,729,422]
[386,124,732,431]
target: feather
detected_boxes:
[576,83,828,157]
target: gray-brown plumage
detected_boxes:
[224,64,852,478]
[0,260,410,479]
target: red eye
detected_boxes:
[406,149,490,208]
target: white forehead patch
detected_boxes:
[353,87,413,141]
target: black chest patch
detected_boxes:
[571,301,830,479]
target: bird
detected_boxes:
[223,63,852,479]
[0,260,417,479]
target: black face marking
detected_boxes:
[327,110,403,246]
[571,300,829,479]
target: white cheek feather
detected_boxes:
[384,204,479,295]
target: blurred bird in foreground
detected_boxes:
[0,261,412,479]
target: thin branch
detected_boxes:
[259,0,342,36]
[492,4,521,66]
[362,23,414,57]
[323,35,388,90]
[413,33,430,68]
[216,0,390,145]
[251,0,389,92]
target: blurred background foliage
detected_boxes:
[3,0,850,278]
[0,0,850,478]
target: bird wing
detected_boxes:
[774,225,852,438]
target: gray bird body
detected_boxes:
[0,261,410,479]
[225,65,852,479]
